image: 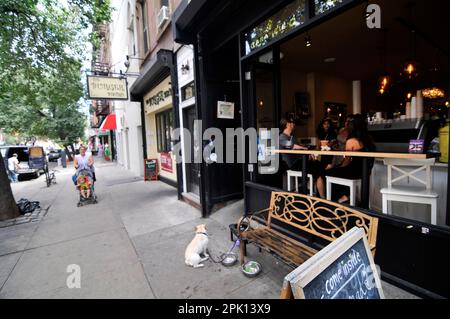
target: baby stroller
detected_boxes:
[75,168,97,207]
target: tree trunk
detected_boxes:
[64,145,73,161]
[0,152,20,221]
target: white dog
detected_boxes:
[185,224,209,268]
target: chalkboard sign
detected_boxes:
[285,227,384,299]
[144,159,158,181]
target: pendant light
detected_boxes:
[422,50,446,100]
[378,29,391,95]
[400,3,419,80]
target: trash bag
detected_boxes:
[16,199,40,215]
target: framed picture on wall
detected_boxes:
[295,92,310,118]
[217,101,235,119]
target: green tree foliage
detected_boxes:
[0,0,112,143]
[0,0,112,220]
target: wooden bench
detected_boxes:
[237,192,379,298]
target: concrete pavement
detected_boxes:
[0,159,419,299]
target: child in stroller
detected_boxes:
[76,168,97,207]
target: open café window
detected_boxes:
[274,0,449,226]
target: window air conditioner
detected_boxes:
[157,6,170,29]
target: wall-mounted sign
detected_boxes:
[160,152,173,173]
[283,227,384,299]
[87,76,128,100]
[146,89,171,107]
[177,48,195,86]
[217,101,235,119]
[144,77,172,114]
[181,81,195,102]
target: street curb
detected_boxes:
[0,207,49,228]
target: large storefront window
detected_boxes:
[245,0,449,227]
[244,0,306,55]
[156,109,173,153]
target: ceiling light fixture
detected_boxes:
[305,33,312,47]
[422,87,446,99]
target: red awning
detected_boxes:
[99,113,117,130]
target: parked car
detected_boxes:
[47,149,62,162]
[1,145,47,179]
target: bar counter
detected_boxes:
[274,149,435,209]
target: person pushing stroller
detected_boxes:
[74,145,97,206]
[74,145,95,176]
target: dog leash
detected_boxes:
[207,239,240,264]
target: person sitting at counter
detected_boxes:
[316,118,338,167]
[279,118,325,197]
[327,114,355,169]
[279,118,308,166]
[316,118,337,150]
[316,114,376,203]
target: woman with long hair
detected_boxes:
[315,114,375,203]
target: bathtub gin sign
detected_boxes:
[285,227,384,299]
[87,76,129,100]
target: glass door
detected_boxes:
[246,50,282,184]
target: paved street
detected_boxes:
[0,158,419,299]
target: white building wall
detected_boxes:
[110,0,143,176]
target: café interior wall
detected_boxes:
[280,69,353,141]
[281,69,308,137]
[315,73,353,121]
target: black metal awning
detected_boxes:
[129,49,173,101]
[172,0,210,44]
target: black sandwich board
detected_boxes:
[283,227,384,299]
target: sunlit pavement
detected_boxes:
[0,158,420,299]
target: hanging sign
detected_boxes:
[87,76,128,100]
[283,227,384,299]
[217,101,235,119]
[144,159,159,181]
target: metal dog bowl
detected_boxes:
[241,261,262,278]
[221,252,238,267]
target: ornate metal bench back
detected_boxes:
[267,192,378,249]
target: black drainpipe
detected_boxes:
[170,51,183,200]
[194,34,209,218]
[138,95,148,161]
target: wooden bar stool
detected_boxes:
[380,158,438,225]
[326,176,361,206]
[287,170,314,196]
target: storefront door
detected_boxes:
[246,53,282,187]
[184,106,200,195]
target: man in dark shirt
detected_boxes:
[279,118,308,169]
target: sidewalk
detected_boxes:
[0,160,419,299]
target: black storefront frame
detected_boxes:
[236,0,450,298]
[175,0,450,297]
[235,0,450,222]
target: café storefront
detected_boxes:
[173,0,450,298]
